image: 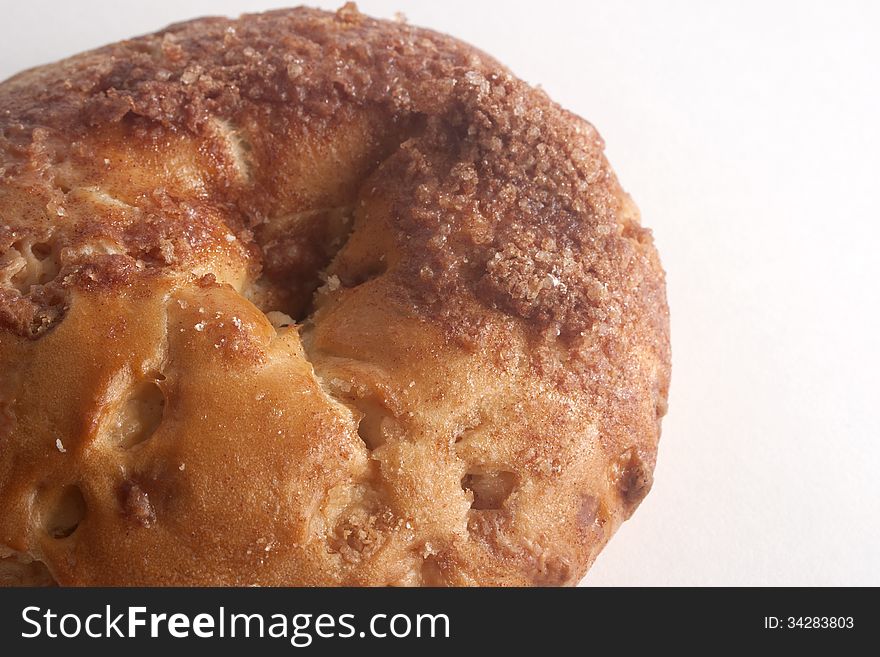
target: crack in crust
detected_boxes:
[0,4,670,586]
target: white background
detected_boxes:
[3,1,878,586]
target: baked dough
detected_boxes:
[0,4,670,586]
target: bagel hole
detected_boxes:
[251,205,355,321]
[109,379,165,449]
[462,471,517,510]
[44,485,86,539]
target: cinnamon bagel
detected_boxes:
[0,4,670,586]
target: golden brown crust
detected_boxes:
[0,4,670,586]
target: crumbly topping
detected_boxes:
[0,4,665,352]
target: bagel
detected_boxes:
[0,4,670,586]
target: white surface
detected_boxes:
[3,1,878,586]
